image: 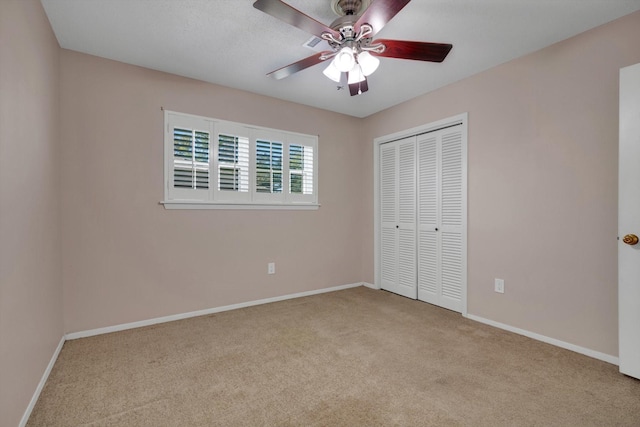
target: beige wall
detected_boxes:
[362,11,640,357]
[59,51,365,333]
[3,3,640,422]
[0,1,63,426]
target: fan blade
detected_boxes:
[267,52,331,80]
[375,39,452,62]
[348,76,369,96]
[355,0,411,36]
[253,0,339,39]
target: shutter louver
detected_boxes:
[380,146,396,224]
[441,132,462,227]
[399,142,415,225]
[441,232,463,300]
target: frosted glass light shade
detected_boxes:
[358,51,380,76]
[334,47,355,72]
[347,64,365,84]
[322,62,341,82]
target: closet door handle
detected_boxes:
[396,225,399,229]
[435,228,439,231]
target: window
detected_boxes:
[289,144,313,195]
[256,139,283,194]
[173,127,210,190]
[163,110,318,209]
[218,134,249,192]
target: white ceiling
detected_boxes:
[41,0,640,118]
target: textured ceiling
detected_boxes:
[41,0,640,118]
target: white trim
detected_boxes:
[362,281,379,290]
[66,282,363,340]
[373,113,468,315]
[373,114,467,146]
[160,201,320,210]
[20,336,65,427]
[465,313,619,365]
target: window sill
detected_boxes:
[160,201,320,210]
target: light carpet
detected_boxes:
[27,286,640,426]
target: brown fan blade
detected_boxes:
[355,0,411,36]
[267,52,331,80]
[253,0,339,39]
[375,39,452,62]
[348,76,369,96]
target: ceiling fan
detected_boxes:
[253,0,453,96]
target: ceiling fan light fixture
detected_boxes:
[322,61,342,83]
[334,47,356,72]
[347,64,365,84]
[358,51,380,76]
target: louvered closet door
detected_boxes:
[417,134,439,305]
[380,137,417,299]
[417,126,465,313]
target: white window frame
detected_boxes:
[162,110,319,210]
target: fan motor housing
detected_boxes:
[331,0,371,16]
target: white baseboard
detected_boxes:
[66,282,365,340]
[465,313,619,365]
[362,282,379,290]
[20,336,65,427]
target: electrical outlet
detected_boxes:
[268,262,275,275]
[495,278,505,294]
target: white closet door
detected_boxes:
[380,143,397,293]
[439,129,464,312]
[417,134,439,304]
[380,137,417,299]
[397,138,417,298]
[417,127,465,312]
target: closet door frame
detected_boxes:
[373,113,468,316]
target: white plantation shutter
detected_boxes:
[166,112,213,202]
[164,111,318,208]
[215,123,250,202]
[287,134,317,204]
[256,139,284,194]
[289,144,314,195]
[254,129,285,203]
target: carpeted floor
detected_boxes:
[28,286,640,426]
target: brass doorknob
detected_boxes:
[623,234,639,245]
